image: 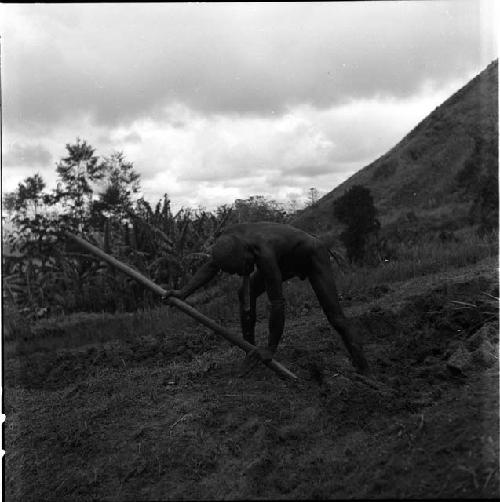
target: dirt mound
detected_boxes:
[4,269,499,500]
[7,328,223,391]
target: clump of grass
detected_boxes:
[449,291,499,329]
[337,230,497,296]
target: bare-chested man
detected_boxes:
[164,222,369,374]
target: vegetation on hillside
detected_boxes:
[293,60,498,235]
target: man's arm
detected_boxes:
[167,260,220,300]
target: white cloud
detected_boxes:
[2,2,496,131]
[3,143,52,167]
[1,1,497,211]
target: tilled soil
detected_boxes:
[4,260,499,500]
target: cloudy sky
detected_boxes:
[1,2,498,212]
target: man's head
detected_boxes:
[211,234,254,275]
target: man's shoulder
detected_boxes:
[227,222,320,256]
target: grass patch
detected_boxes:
[337,230,497,298]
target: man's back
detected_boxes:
[221,221,317,255]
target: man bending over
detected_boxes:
[164,222,369,374]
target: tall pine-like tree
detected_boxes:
[55,138,104,224]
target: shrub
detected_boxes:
[333,185,380,264]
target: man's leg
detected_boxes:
[238,270,266,345]
[307,248,369,374]
[238,270,276,376]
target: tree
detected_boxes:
[91,151,141,230]
[12,173,46,214]
[99,151,141,212]
[55,138,104,224]
[5,173,49,259]
[307,187,319,207]
[3,191,18,216]
[333,185,380,264]
[286,196,299,215]
[233,195,286,223]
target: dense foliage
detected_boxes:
[2,139,292,318]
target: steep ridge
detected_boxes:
[293,60,498,232]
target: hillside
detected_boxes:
[5,256,498,499]
[293,60,498,232]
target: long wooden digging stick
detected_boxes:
[65,231,298,381]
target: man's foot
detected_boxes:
[237,347,274,377]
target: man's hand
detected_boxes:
[238,347,275,377]
[162,289,182,300]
